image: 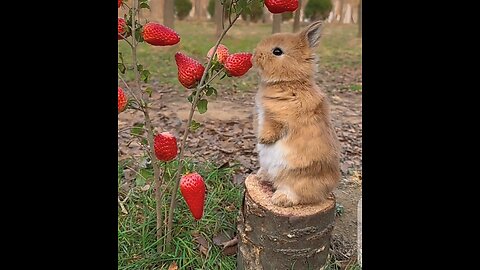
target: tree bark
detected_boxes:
[144,0,164,21]
[263,6,272,23]
[163,0,174,29]
[194,0,200,19]
[358,0,362,37]
[194,0,207,20]
[272,14,281,34]
[237,174,336,270]
[214,0,223,38]
[292,0,302,32]
[338,0,345,23]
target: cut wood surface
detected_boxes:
[237,174,336,270]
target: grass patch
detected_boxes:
[118,21,362,91]
[118,159,243,270]
[349,84,362,92]
[118,158,361,270]
[317,24,362,71]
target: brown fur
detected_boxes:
[253,21,341,207]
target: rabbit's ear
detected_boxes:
[301,20,323,48]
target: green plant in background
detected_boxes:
[282,11,294,21]
[240,0,264,22]
[208,0,231,18]
[174,0,193,20]
[305,0,333,21]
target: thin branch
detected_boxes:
[118,72,144,110]
[165,10,244,249]
[222,2,226,30]
[228,0,233,25]
[119,33,134,49]
[200,70,224,89]
[129,0,165,253]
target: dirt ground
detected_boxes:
[118,67,362,263]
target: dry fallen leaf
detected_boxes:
[222,245,237,256]
[232,174,245,185]
[225,204,237,212]
[192,231,209,257]
[222,236,238,248]
[167,261,178,270]
[212,232,230,246]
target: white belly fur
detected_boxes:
[256,99,288,179]
[257,142,289,179]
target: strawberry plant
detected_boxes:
[117,0,262,253]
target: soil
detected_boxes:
[118,67,362,263]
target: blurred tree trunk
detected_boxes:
[338,0,345,23]
[272,14,281,34]
[263,6,272,23]
[215,0,222,37]
[292,0,302,32]
[194,0,201,19]
[163,0,174,28]
[358,0,362,37]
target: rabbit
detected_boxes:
[252,21,341,207]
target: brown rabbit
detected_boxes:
[252,21,341,207]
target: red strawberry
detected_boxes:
[154,132,178,161]
[207,44,229,64]
[180,172,206,220]
[118,17,128,40]
[142,22,180,46]
[118,0,122,8]
[118,87,127,113]
[224,53,253,77]
[264,0,299,14]
[175,52,205,89]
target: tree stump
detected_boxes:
[237,174,336,270]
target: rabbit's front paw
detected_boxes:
[271,189,299,207]
[259,131,278,144]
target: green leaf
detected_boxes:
[135,176,146,186]
[189,120,201,132]
[335,203,344,216]
[197,99,208,114]
[205,86,217,96]
[135,168,152,186]
[220,72,228,80]
[137,64,143,72]
[118,63,126,74]
[131,123,144,136]
[141,138,148,146]
[187,91,196,103]
[118,52,124,64]
[141,70,150,83]
[134,27,144,42]
[139,2,150,9]
[145,87,153,97]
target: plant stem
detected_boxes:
[118,73,144,110]
[165,11,243,249]
[130,0,164,253]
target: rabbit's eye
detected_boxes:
[272,47,283,56]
